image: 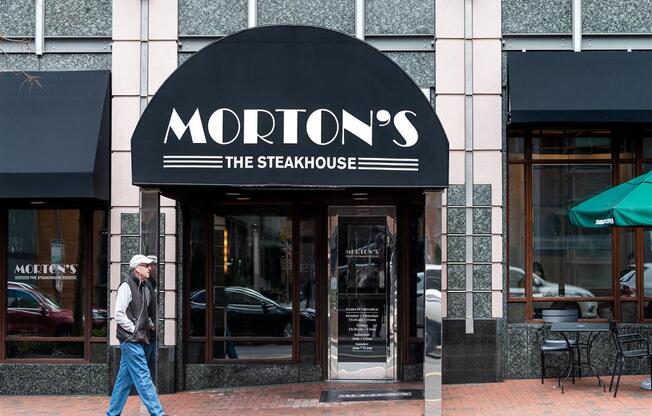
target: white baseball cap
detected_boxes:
[129,254,155,269]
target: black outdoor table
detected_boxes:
[551,321,610,393]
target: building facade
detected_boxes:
[0,0,650,400]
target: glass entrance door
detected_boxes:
[328,206,397,380]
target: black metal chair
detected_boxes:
[540,309,579,386]
[608,319,651,397]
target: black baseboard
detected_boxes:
[442,319,501,384]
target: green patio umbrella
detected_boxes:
[569,169,652,391]
[569,170,652,228]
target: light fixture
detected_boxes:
[354,197,368,201]
[236,197,251,201]
[352,192,368,196]
[226,192,241,196]
[30,201,46,205]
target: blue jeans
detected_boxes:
[107,342,165,416]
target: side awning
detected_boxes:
[0,71,111,200]
[507,51,652,124]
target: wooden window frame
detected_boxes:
[506,127,652,323]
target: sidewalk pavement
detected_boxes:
[0,376,649,416]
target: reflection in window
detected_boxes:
[508,164,525,298]
[7,210,83,337]
[509,128,652,322]
[531,165,612,310]
[5,208,108,359]
[210,211,298,360]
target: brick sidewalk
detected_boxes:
[0,376,649,416]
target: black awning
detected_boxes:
[507,51,652,124]
[0,71,110,200]
[130,26,448,189]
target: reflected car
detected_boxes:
[619,263,652,297]
[509,267,598,318]
[7,281,74,336]
[190,287,316,337]
[417,265,441,358]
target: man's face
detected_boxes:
[134,263,151,280]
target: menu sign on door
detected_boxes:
[337,218,388,363]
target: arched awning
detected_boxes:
[131,26,448,189]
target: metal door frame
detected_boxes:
[327,206,397,381]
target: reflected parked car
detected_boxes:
[190,286,316,337]
[619,263,652,297]
[509,267,598,318]
[7,281,74,336]
[7,282,107,336]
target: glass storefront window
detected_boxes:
[214,212,293,340]
[186,204,324,362]
[531,165,613,304]
[92,210,108,338]
[7,209,84,337]
[188,208,207,338]
[508,128,652,322]
[299,214,316,338]
[4,208,108,360]
[508,164,525,298]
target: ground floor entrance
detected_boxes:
[178,190,430,386]
[328,206,397,381]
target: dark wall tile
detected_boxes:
[447,264,466,290]
[473,185,491,206]
[447,236,466,262]
[473,265,491,291]
[447,185,466,206]
[447,292,466,319]
[121,213,140,235]
[472,236,492,263]
[473,293,492,319]
[473,208,491,234]
[447,207,466,234]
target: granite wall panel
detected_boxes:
[0,364,109,394]
[0,0,34,36]
[502,0,572,34]
[179,0,247,36]
[366,0,434,34]
[447,207,466,234]
[257,0,354,34]
[446,185,465,206]
[45,0,111,36]
[583,0,652,33]
[38,54,111,71]
[504,323,652,379]
[385,52,434,88]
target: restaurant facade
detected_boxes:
[0,0,650,401]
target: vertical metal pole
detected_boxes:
[572,0,582,52]
[247,0,257,28]
[140,189,160,383]
[424,191,442,415]
[355,0,365,40]
[34,0,44,55]
[464,0,474,335]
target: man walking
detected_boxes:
[107,254,167,416]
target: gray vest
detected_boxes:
[116,272,152,344]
